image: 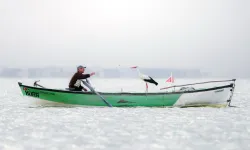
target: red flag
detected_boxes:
[166,74,174,83]
[130,66,138,69]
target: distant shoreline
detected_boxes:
[0,67,209,78]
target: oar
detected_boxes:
[81,80,112,107]
[160,79,236,90]
[33,80,45,88]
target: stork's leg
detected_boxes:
[145,83,148,93]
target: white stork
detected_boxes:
[131,66,158,92]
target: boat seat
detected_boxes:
[65,88,89,92]
[65,88,76,91]
[179,87,195,91]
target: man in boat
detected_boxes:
[68,65,95,91]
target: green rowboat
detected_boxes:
[17,79,236,107]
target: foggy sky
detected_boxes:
[0,0,249,76]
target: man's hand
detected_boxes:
[90,72,95,76]
[83,87,88,91]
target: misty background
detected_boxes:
[0,0,249,78]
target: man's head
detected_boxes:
[77,65,86,73]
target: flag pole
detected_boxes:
[171,72,174,92]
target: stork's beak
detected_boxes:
[131,66,137,69]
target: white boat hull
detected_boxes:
[174,88,232,107]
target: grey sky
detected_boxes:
[0,0,249,75]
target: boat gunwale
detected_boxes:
[18,82,234,95]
